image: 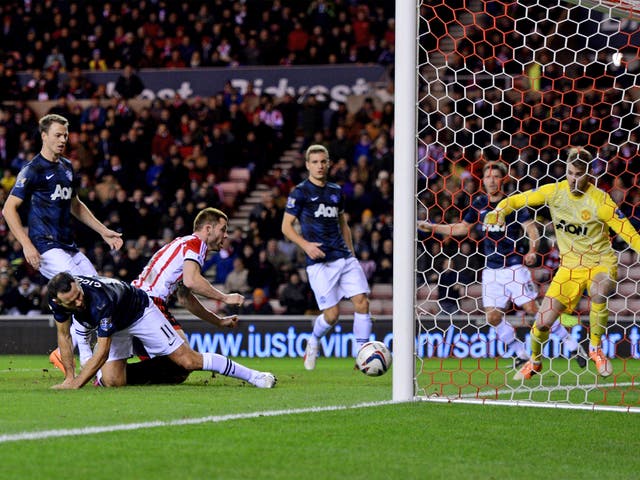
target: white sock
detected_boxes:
[309,314,332,347]
[202,352,254,382]
[495,319,527,358]
[551,320,578,351]
[71,321,94,366]
[353,312,372,350]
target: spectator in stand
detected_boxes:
[225,257,251,296]
[114,65,145,99]
[2,276,42,315]
[279,271,314,315]
[242,288,274,315]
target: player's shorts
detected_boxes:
[151,296,181,329]
[39,248,97,279]
[482,265,538,309]
[40,248,98,343]
[106,302,185,362]
[306,257,370,311]
[546,263,618,312]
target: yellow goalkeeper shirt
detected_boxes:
[494,181,640,269]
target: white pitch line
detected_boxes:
[0,400,398,444]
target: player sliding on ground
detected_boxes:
[48,272,276,389]
[484,147,640,380]
[419,161,585,368]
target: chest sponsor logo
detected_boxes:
[555,219,588,236]
[314,204,338,218]
[50,184,72,200]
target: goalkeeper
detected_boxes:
[419,161,583,367]
[485,147,640,380]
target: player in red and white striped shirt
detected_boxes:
[127,207,249,385]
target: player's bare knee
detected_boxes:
[351,294,369,313]
[101,374,126,387]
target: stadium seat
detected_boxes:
[370,283,392,299]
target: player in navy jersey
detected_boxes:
[47,272,276,389]
[2,114,123,369]
[282,144,372,370]
[419,161,585,366]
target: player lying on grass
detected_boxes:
[48,272,276,389]
[484,147,640,380]
[419,161,586,367]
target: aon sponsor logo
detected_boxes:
[314,204,339,218]
[50,185,72,200]
[555,220,587,236]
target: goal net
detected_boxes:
[414,0,640,411]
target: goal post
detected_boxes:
[392,0,418,402]
[395,0,640,411]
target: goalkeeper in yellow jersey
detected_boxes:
[485,147,640,380]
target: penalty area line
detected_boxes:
[0,400,398,444]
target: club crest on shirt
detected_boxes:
[581,210,591,221]
[99,317,112,331]
[66,170,73,182]
[330,194,339,203]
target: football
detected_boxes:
[356,341,392,376]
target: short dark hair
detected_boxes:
[47,271,76,302]
[566,147,592,171]
[193,207,228,231]
[39,114,69,135]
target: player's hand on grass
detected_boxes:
[51,379,78,390]
[102,229,124,251]
[224,292,245,306]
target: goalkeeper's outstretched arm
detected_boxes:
[484,185,551,225]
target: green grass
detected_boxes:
[1,355,639,480]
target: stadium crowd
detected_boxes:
[0,1,396,315]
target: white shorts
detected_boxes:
[39,248,97,279]
[482,265,538,309]
[306,257,370,311]
[41,248,98,337]
[106,302,184,362]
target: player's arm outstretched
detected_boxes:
[418,218,472,236]
[70,196,123,251]
[484,185,551,226]
[176,281,239,329]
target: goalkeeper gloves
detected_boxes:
[484,209,505,226]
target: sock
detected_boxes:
[551,320,578,352]
[202,352,254,382]
[309,314,332,347]
[589,302,608,352]
[495,319,527,359]
[71,321,94,366]
[353,312,372,351]
[530,324,549,363]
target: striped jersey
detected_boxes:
[132,234,207,299]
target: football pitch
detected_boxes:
[1,356,639,480]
